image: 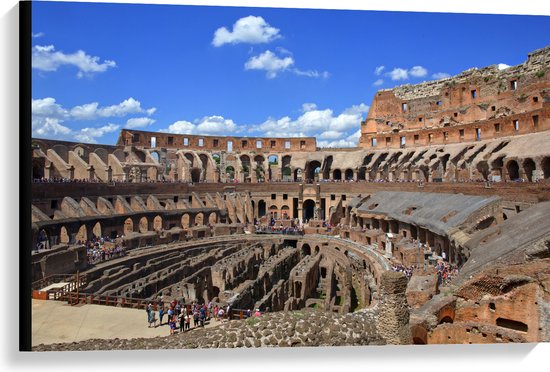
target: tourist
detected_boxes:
[254,308,261,317]
[185,313,191,331]
[158,304,164,325]
[147,303,156,328]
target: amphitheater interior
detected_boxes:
[30,46,550,350]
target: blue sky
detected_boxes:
[31,1,550,147]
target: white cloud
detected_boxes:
[388,67,409,81]
[245,50,329,79]
[374,65,385,75]
[244,50,294,78]
[497,63,511,70]
[126,117,156,129]
[32,44,116,77]
[432,72,451,79]
[32,97,155,143]
[373,78,384,86]
[212,16,281,47]
[160,115,238,136]
[301,103,318,112]
[409,65,428,78]
[73,123,120,144]
[32,32,44,38]
[252,103,369,144]
[317,129,362,148]
[33,97,156,121]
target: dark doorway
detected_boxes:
[303,199,315,221]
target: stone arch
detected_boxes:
[303,199,316,221]
[194,213,204,226]
[333,169,342,180]
[124,217,134,235]
[314,245,320,255]
[198,153,209,170]
[542,157,550,179]
[268,154,278,164]
[240,155,251,177]
[153,215,163,231]
[523,158,536,182]
[208,212,217,225]
[147,166,158,181]
[282,166,292,181]
[113,149,126,162]
[139,217,149,233]
[411,325,428,345]
[181,214,190,228]
[506,160,520,181]
[212,153,221,165]
[73,145,86,159]
[344,169,354,181]
[301,243,311,256]
[282,155,291,167]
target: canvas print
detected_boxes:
[27,0,550,351]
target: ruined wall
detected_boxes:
[360,46,550,149]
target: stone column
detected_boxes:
[376,271,412,345]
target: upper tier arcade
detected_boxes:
[359,46,550,149]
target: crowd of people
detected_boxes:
[391,264,414,280]
[83,236,126,265]
[146,298,263,335]
[436,260,459,286]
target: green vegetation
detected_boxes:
[536,70,545,78]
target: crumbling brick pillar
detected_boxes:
[376,271,412,345]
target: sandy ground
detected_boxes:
[31,299,221,346]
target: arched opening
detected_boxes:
[475,216,496,230]
[439,316,454,324]
[184,153,194,167]
[281,205,290,219]
[476,161,490,181]
[523,158,536,182]
[268,155,278,165]
[212,153,220,165]
[194,213,204,226]
[269,205,278,220]
[344,169,354,181]
[225,166,235,181]
[303,199,316,221]
[150,151,160,162]
[134,150,146,162]
[294,168,302,182]
[333,169,342,180]
[124,218,134,235]
[36,229,49,250]
[258,200,266,218]
[208,213,217,225]
[190,168,201,183]
[282,166,292,181]
[153,215,163,231]
[240,155,251,179]
[139,217,149,233]
[411,325,428,345]
[301,243,311,257]
[506,160,520,181]
[314,246,320,255]
[181,214,190,228]
[542,157,550,179]
[305,161,322,182]
[357,167,366,180]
